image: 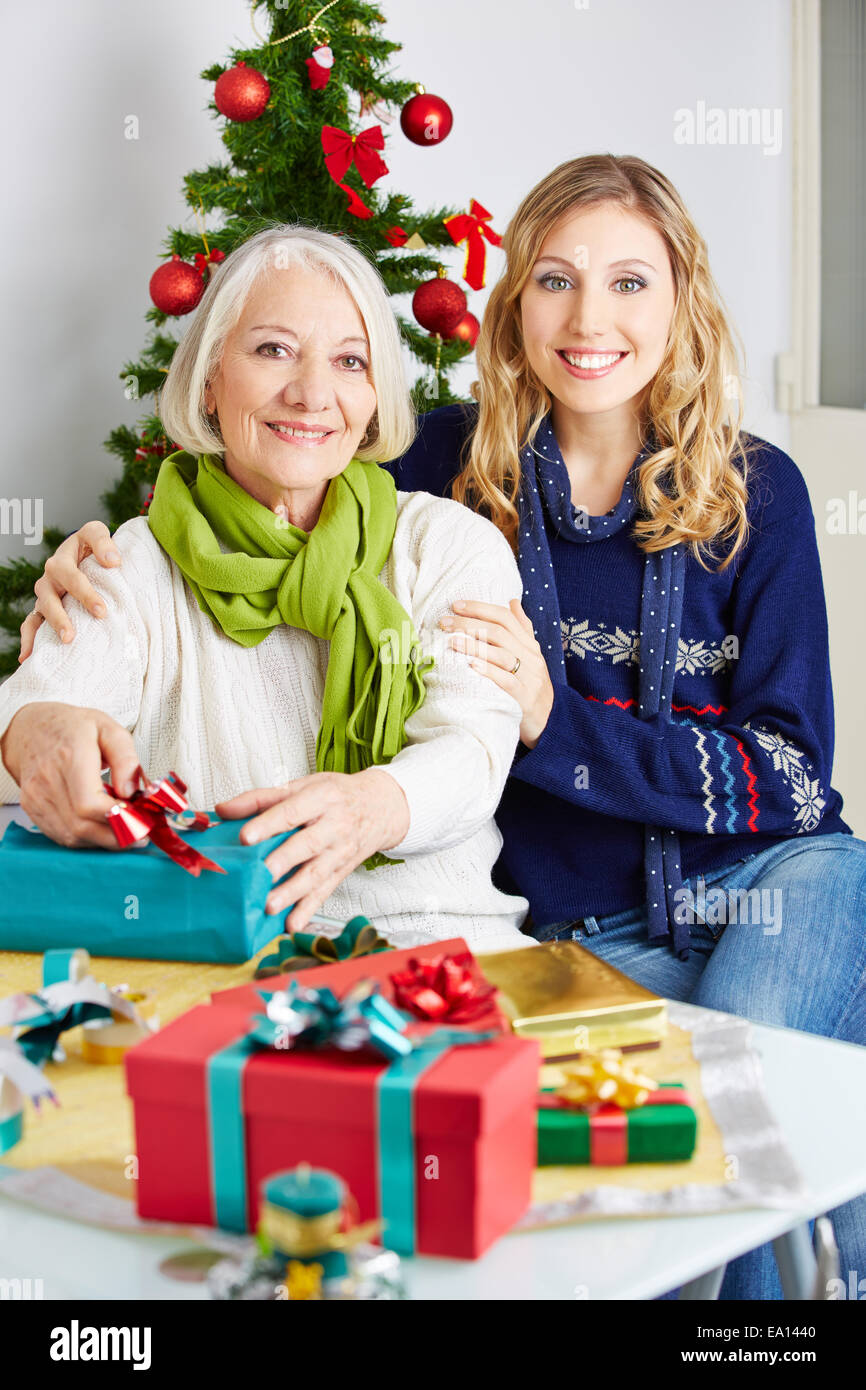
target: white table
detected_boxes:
[1,1017,863,1300]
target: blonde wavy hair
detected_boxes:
[453,155,752,568]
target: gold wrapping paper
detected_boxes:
[477,940,667,1057]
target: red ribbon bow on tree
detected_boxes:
[389,953,498,1024]
[444,199,503,290]
[104,770,226,878]
[194,248,226,278]
[321,123,389,188]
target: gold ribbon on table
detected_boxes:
[80,990,158,1065]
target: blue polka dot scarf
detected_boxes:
[517,413,690,958]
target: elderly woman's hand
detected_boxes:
[0,702,140,848]
[439,597,554,748]
[19,521,120,661]
[215,767,411,932]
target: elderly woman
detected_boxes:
[0,225,531,952]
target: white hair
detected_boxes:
[159,223,415,463]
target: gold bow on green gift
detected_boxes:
[254,916,393,979]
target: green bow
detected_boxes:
[254,915,393,980]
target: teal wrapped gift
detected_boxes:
[0,816,297,963]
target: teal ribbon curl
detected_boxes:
[16,999,114,1068]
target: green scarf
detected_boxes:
[147,451,435,782]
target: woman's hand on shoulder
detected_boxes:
[19,521,121,661]
[215,767,411,931]
[438,597,554,748]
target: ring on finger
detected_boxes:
[510,655,521,675]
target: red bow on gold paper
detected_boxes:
[104,770,227,878]
[444,199,503,290]
[389,954,498,1024]
[321,124,389,189]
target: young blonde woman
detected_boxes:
[17,156,866,1300]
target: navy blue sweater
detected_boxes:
[384,402,849,926]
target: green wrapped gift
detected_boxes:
[537,1082,697,1166]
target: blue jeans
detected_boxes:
[527,832,866,1300]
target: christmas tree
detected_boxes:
[0,0,497,675]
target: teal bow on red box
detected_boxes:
[245,978,414,1060]
[206,980,497,1251]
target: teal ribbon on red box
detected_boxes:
[205,980,496,1251]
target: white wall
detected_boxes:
[0,0,793,568]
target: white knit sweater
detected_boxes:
[0,490,533,953]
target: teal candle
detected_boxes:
[261,1166,349,1280]
[263,1165,344,1218]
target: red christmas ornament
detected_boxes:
[149,254,204,316]
[444,311,480,348]
[412,273,467,335]
[214,62,270,122]
[400,90,453,146]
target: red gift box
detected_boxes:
[124,987,539,1260]
[210,936,507,1032]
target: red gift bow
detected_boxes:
[321,124,389,189]
[444,200,503,291]
[537,1088,695,1165]
[389,953,498,1024]
[104,769,227,878]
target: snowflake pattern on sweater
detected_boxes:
[743,720,827,833]
[561,616,731,675]
[561,606,829,837]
